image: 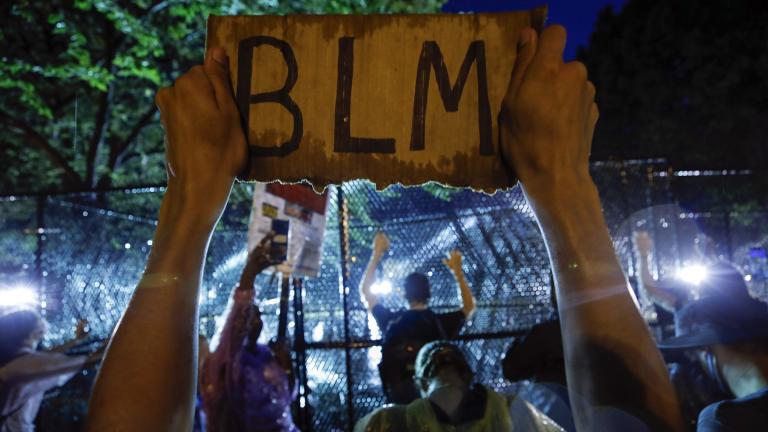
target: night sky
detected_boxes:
[442,0,628,60]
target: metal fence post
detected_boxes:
[292,278,311,431]
[336,184,355,431]
[35,195,45,316]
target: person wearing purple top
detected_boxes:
[201,234,297,432]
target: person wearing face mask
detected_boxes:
[355,340,564,431]
[0,310,96,432]
[200,234,297,432]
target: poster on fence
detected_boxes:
[207,8,546,192]
[247,183,330,278]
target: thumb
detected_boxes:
[504,28,538,103]
[203,47,235,111]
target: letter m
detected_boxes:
[410,41,492,155]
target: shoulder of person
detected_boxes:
[698,389,768,431]
[355,404,407,432]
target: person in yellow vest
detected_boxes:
[355,341,564,432]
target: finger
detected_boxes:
[530,25,567,74]
[155,87,171,111]
[562,60,588,83]
[504,27,538,102]
[204,47,236,112]
[259,231,276,245]
[585,80,596,103]
[584,101,599,159]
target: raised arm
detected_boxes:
[444,250,476,318]
[86,47,247,431]
[359,232,389,312]
[212,234,274,360]
[633,231,680,313]
[499,26,684,431]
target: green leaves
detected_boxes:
[0,0,447,193]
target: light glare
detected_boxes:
[0,286,38,307]
[676,264,708,286]
[371,280,392,295]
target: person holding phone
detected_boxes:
[200,233,298,432]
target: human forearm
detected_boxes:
[86,47,246,432]
[527,180,683,431]
[499,25,682,431]
[87,186,223,431]
[359,249,384,306]
[451,268,475,318]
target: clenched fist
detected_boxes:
[155,47,247,226]
[499,26,599,201]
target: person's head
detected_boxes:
[247,304,263,344]
[414,341,474,397]
[404,273,430,307]
[660,293,768,398]
[0,309,45,365]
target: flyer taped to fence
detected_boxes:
[247,183,330,278]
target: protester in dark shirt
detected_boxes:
[359,232,476,404]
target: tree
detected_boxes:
[580,0,768,171]
[0,0,445,194]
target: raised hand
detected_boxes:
[155,47,247,228]
[373,232,390,254]
[499,26,599,201]
[633,231,653,258]
[443,250,463,273]
[249,231,276,262]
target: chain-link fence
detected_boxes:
[1,160,765,431]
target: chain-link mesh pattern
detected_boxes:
[2,162,765,431]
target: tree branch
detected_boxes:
[97,105,158,188]
[0,109,84,188]
[85,19,118,188]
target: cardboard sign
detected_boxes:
[207,9,546,192]
[247,183,330,278]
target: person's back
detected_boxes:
[228,343,295,431]
[378,307,451,404]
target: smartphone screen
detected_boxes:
[270,219,290,263]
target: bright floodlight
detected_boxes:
[371,280,393,295]
[676,264,708,286]
[0,285,37,307]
